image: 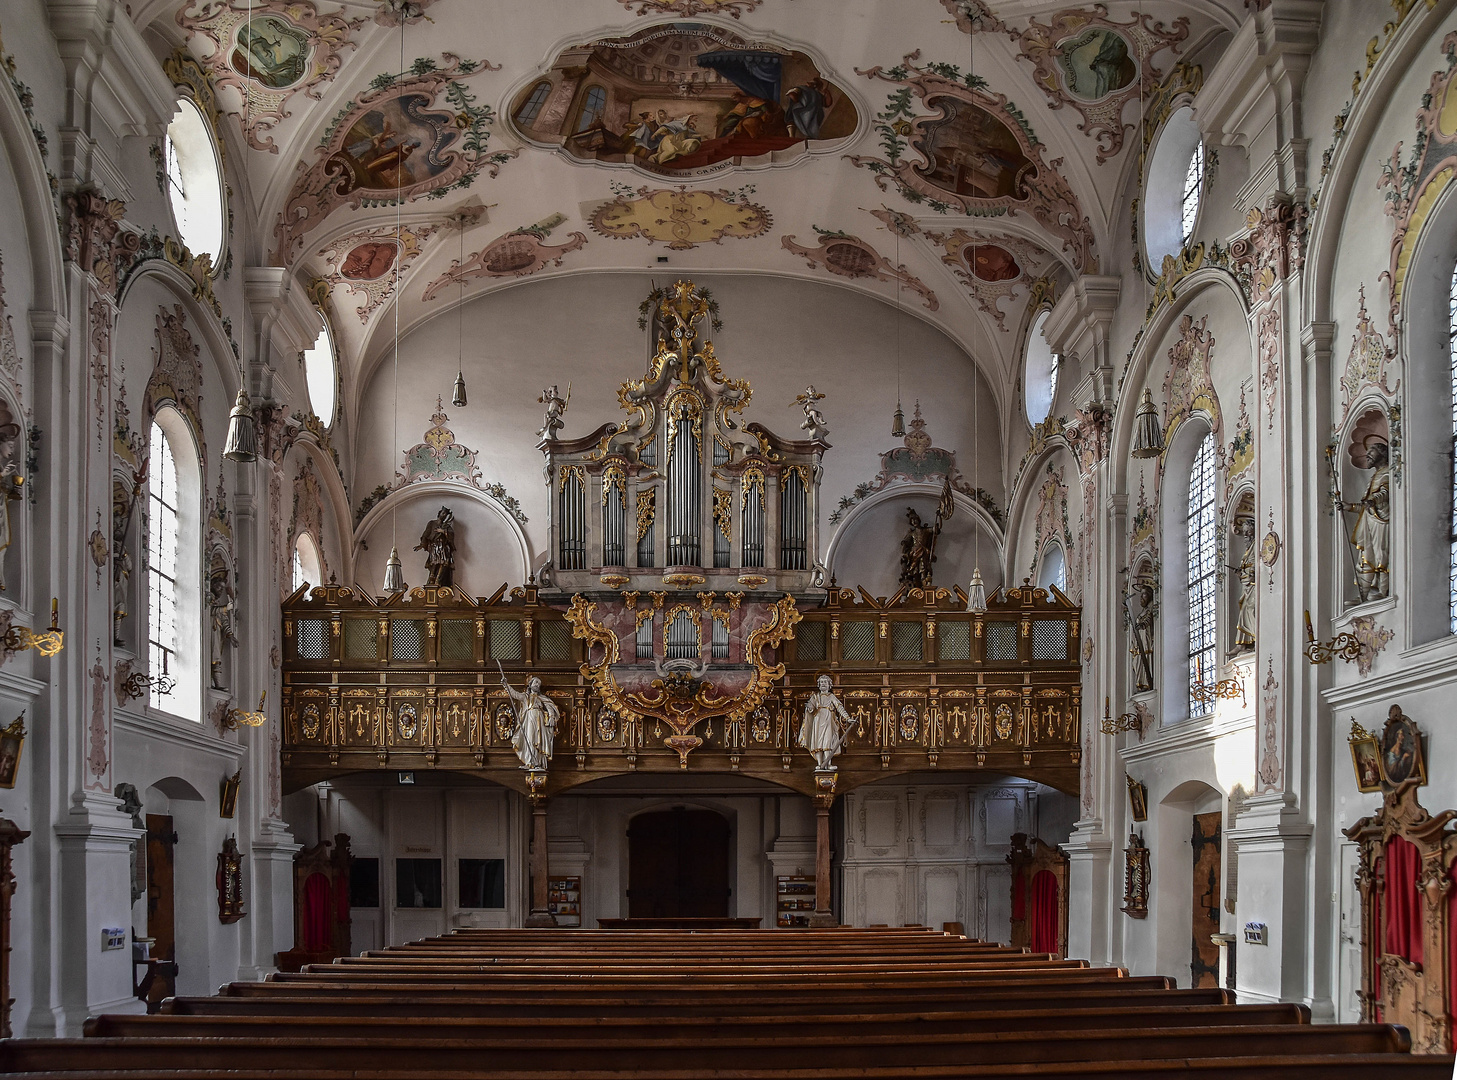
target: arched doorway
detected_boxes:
[627,808,731,918]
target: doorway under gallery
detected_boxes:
[627,807,732,919]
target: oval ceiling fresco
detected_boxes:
[510,23,856,176]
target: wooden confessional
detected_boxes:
[276,833,353,973]
[1344,780,1456,1054]
[1007,832,1068,957]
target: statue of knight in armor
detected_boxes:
[415,506,456,587]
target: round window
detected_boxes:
[302,321,337,425]
[163,99,226,267]
[1023,309,1059,426]
[1142,105,1204,271]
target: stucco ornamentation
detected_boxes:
[781,228,937,311]
[421,218,587,301]
[590,185,771,251]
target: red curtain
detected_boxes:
[1011,871,1026,922]
[1383,836,1422,966]
[301,872,333,952]
[1030,870,1059,955]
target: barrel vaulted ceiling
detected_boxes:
[141,0,1242,415]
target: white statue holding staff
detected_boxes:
[499,662,559,771]
[798,674,853,771]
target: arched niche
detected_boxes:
[825,484,1002,599]
[354,481,533,595]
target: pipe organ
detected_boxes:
[541,281,827,594]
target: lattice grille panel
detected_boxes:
[1032,621,1068,661]
[390,620,423,662]
[892,621,923,662]
[441,620,474,662]
[938,620,971,662]
[296,620,328,660]
[489,620,523,661]
[986,622,1018,661]
[795,621,826,662]
[841,621,875,663]
[538,620,572,662]
[343,619,377,660]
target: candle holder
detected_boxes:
[1189,659,1246,707]
[1099,697,1145,737]
[3,599,64,658]
[1302,609,1364,667]
[222,692,268,731]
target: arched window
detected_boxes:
[302,319,337,426]
[1038,542,1066,593]
[515,80,552,129]
[1143,106,1203,269]
[147,422,179,710]
[1023,309,1059,426]
[575,86,607,133]
[293,533,322,594]
[1449,260,1457,632]
[147,412,203,720]
[1186,433,1217,717]
[163,99,226,267]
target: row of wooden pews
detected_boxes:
[2,927,1453,1078]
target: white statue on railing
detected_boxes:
[798,674,853,771]
[501,672,559,771]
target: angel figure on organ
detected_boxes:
[502,673,559,772]
[798,675,853,771]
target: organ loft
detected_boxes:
[0,0,1454,1075]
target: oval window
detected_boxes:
[163,99,226,267]
[1023,309,1059,426]
[1142,105,1203,271]
[302,320,337,426]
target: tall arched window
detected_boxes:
[515,80,552,129]
[147,422,180,710]
[1186,433,1217,716]
[1449,261,1457,632]
[575,86,607,133]
[163,99,226,266]
[1181,141,1205,244]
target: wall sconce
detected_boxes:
[222,692,267,731]
[4,599,64,657]
[1303,609,1364,666]
[119,651,175,700]
[1189,657,1245,707]
[1099,696,1144,737]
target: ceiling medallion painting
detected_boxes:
[1007,6,1189,164]
[510,23,856,177]
[272,54,515,265]
[590,184,771,250]
[421,215,589,301]
[848,53,1095,273]
[315,223,440,323]
[176,0,366,153]
[780,227,938,310]
[924,228,1051,331]
[618,0,769,16]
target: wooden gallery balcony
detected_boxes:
[280,581,1082,799]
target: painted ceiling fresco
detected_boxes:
[510,23,856,175]
[157,0,1230,392]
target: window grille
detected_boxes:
[985,622,1018,661]
[1032,621,1068,660]
[1181,142,1204,243]
[1187,433,1218,716]
[938,620,970,661]
[538,620,572,662]
[892,621,923,662]
[296,620,329,660]
[440,620,474,662]
[841,621,875,663]
[390,620,423,662]
[795,621,826,662]
[489,620,523,662]
[147,423,179,708]
[344,618,378,660]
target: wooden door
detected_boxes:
[628,809,730,919]
[1190,811,1222,989]
[144,815,177,1007]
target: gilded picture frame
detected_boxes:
[1126,774,1148,822]
[1347,723,1383,793]
[0,714,24,789]
[219,768,241,819]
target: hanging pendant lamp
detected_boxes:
[449,212,468,408]
[381,12,408,595]
[223,388,257,462]
[1131,388,1165,458]
[451,369,467,408]
[383,545,406,594]
[966,567,986,613]
[891,402,905,438]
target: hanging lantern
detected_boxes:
[891,401,905,438]
[451,369,468,408]
[383,545,406,594]
[223,388,257,462]
[1130,388,1165,459]
[966,566,986,613]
